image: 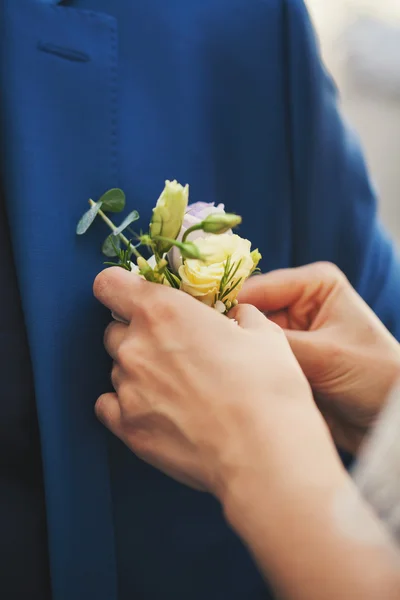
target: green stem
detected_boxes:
[88,199,141,259]
[163,268,180,289]
[182,223,203,243]
[154,236,205,260]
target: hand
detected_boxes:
[93,268,329,501]
[239,262,400,454]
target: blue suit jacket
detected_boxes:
[1,1,400,599]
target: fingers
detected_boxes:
[267,309,291,329]
[94,267,202,330]
[93,268,143,323]
[95,393,122,437]
[229,302,328,377]
[94,267,177,324]
[111,363,123,392]
[228,304,270,330]
[104,321,128,361]
[284,328,326,379]
[238,263,346,313]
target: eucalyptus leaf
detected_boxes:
[102,234,121,257]
[113,210,140,236]
[76,201,103,235]
[99,188,126,213]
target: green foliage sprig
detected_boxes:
[76,184,249,306]
[76,188,207,283]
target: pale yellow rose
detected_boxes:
[178,233,259,308]
[179,260,225,306]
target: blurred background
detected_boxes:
[306,0,400,247]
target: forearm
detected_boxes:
[220,415,400,600]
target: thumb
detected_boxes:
[239,263,345,314]
[284,329,328,380]
[228,304,270,330]
[238,268,309,313]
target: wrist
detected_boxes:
[215,405,344,524]
[351,363,400,455]
[220,424,350,591]
[221,450,400,600]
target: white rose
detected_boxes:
[178,233,257,308]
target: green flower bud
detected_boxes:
[139,234,153,247]
[154,258,168,273]
[250,249,262,272]
[136,256,168,284]
[178,241,203,261]
[137,256,155,280]
[150,180,189,253]
[137,256,150,271]
[201,213,242,235]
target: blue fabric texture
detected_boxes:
[0,188,51,599]
[1,1,400,599]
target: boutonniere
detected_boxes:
[76,180,261,314]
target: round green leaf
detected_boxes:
[99,188,126,213]
[102,234,121,257]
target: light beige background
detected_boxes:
[306,0,400,246]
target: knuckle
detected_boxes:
[110,363,120,391]
[146,294,179,325]
[114,381,134,412]
[129,295,148,321]
[313,261,346,282]
[103,321,117,346]
[127,276,149,304]
[94,393,109,420]
[115,340,135,371]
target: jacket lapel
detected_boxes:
[1,2,119,598]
